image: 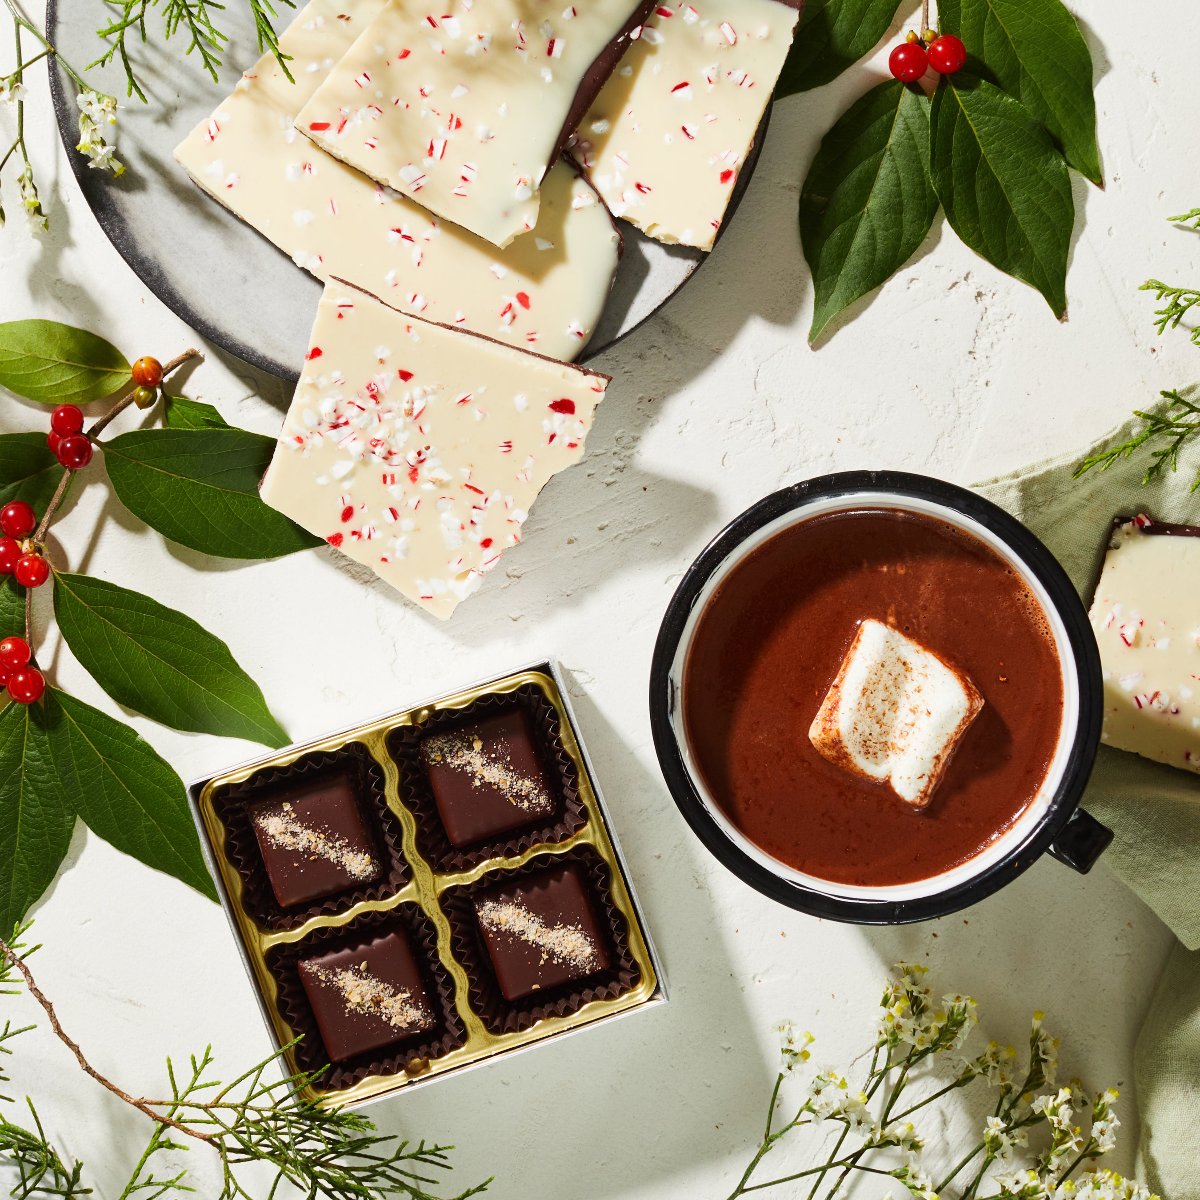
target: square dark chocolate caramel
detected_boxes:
[420,709,559,848]
[299,930,437,1063]
[472,863,610,1002]
[249,772,382,909]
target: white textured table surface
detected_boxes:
[1,2,1197,1194]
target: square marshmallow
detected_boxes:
[808,619,984,808]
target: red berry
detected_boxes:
[0,538,20,575]
[928,34,967,74]
[56,435,94,471]
[0,500,36,539]
[6,667,45,704]
[50,404,84,436]
[131,356,164,388]
[0,636,31,670]
[13,555,49,589]
[47,431,63,455]
[889,41,929,82]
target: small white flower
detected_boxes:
[17,164,47,232]
[75,89,125,176]
[0,76,26,104]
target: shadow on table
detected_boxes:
[366,678,773,1200]
[857,854,1168,1179]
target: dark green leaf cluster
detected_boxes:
[91,0,296,102]
[789,0,1100,339]
[0,319,318,935]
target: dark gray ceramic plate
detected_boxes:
[46,0,766,379]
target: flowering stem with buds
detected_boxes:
[728,966,1154,1200]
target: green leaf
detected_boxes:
[103,428,321,559]
[0,433,66,512]
[0,320,130,405]
[941,0,1101,184]
[929,75,1074,316]
[777,0,905,97]
[800,81,939,341]
[0,701,76,936]
[164,395,231,430]
[53,573,288,748]
[0,577,24,636]
[42,688,217,904]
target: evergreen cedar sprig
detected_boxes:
[1074,205,1200,491]
[1075,391,1200,492]
[729,964,1153,1200]
[0,930,491,1200]
[92,0,296,104]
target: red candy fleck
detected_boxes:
[340,505,355,522]
[306,346,324,360]
[719,168,735,184]
[398,369,414,381]
[515,292,531,309]
[549,399,576,414]
[327,532,344,548]
[308,120,331,131]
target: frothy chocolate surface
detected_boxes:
[683,509,1064,886]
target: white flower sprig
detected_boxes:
[728,965,1158,1200]
[75,89,125,175]
[1,0,124,230]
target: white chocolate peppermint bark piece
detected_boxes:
[1089,514,1200,775]
[260,284,609,620]
[809,620,984,808]
[570,0,799,251]
[295,0,649,247]
[173,0,620,361]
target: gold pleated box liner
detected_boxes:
[194,667,659,1108]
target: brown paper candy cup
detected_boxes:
[267,903,466,1091]
[212,742,409,932]
[442,845,641,1036]
[386,685,588,872]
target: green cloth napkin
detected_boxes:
[975,404,1200,1199]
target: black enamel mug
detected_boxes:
[649,471,1110,924]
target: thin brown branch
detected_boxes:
[0,936,212,1143]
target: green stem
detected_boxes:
[740,1148,877,1195]
[1,0,91,90]
[890,1075,974,1123]
[936,1142,985,1194]
[804,1043,886,1200]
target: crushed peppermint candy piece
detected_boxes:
[1088,514,1200,775]
[173,0,620,361]
[569,0,799,251]
[295,0,653,247]
[260,284,609,620]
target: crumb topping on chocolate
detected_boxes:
[255,802,378,880]
[301,960,431,1032]
[476,898,601,971]
[422,732,554,815]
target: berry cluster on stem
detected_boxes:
[0,352,194,705]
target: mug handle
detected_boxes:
[1048,809,1114,874]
